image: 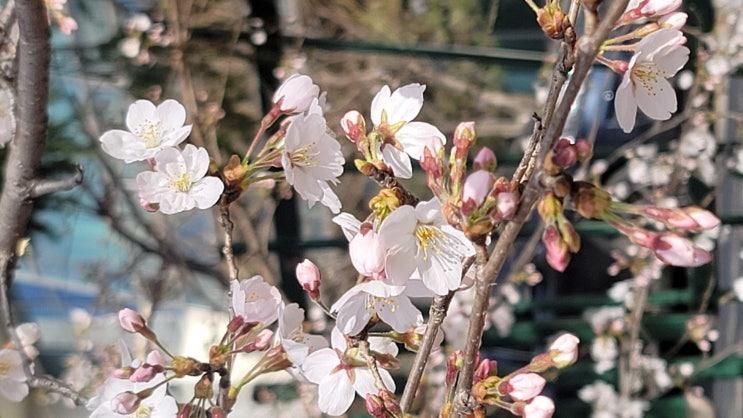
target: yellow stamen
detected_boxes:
[136,120,163,148]
[171,173,191,193]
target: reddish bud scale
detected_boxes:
[572,181,612,219]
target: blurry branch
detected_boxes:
[30,165,84,198]
[0,0,87,405]
[453,1,631,414]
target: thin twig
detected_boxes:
[218,200,239,282]
[619,282,649,399]
[30,166,83,198]
[399,256,475,413]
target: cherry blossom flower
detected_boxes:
[549,333,580,368]
[332,213,386,277]
[296,259,322,300]
[136,144,224,215]
[100,100,192,163]
[615,28,689,133]
[231,276,282,326]
[0,349,28,402]
[522,395,555,418]
[302,328,397,416]
[281,112,344,213]
[88,374,177,418]
[276,303,328,366]
[15,322,40,360]
[378,198,475,295]
[331,280,423,336]
[273,74,320,114]
[370,84,446,178]
[591,335,619,374]
[504,373,547,401]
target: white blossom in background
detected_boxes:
[378,198,475,295]
[0,349,28,402]
[231,276,283,326]
[88,374,177,418]
[15,322,41,360]
[734,277,743,302]
[281,112,344,213]
[615,28,689,133]
[276,303,328,367]
[591,335,619,374]
[370,83,446,178]
[579,381,649,418]
[100,100,192,163]
[302,328,396,416]
[136,144,224,214]
[331,280,423,336]
[0,87,15,147]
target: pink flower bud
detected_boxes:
[296,259,321,300]
[575,139,592,161]
[112,391,140,414]
[652,233,712,267]
[272,74,319,114]
[365,393,388,418]
[495,191,518,220]
[349,226,386,277]
[146,350,166,367]
[118,308,146,333]
[473,147,497,171]
[683,207,720,230]
[548,333,580,368]
[129,364,159,383]
[550,138,577,168]
[341,110,366,143]
[660,12,687,29]
[503,373,546,401]
[474,359,497,383]
[463,170,495,210]
[243,329,273,353]
[446,350,465,387]
[453,121,476,158]
[542,226,570,272]
[522,395,555,418]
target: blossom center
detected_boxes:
[244,290,259,303]
[131,404,153,418]
[0,360,9,376]
[135,120,163,148]
[415,225,443,258]
[631,62,663,95]
[368,295,399,313]
[288,143,319,167]
[171,173,192,193]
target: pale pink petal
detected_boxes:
[395,121,446,160]
[635,76,676,121]
[318,371,355,416]
[302,348,340,384]
[332,213,362,241]
[126,100,156,133]
[386,83,426,124]
[381,145,413,179]
[615,74,638,133]
[155,99,186,132]
[370,85,391,126]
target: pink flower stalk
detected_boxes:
[272,74,319,114]
[503,373,546,401]
[243,329,274,353]
[473,147,497,171]
[348,223,386,277]
[341,110,366,143]
[549,333,580,368]
[522,395,555,418]
[651,233,712,267]
[118,308,146,333]
[296,259,322,300]
[462,170,495,213]
[112,391,140,414]
[542,226,570,272]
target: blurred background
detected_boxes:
[0,0,740,417]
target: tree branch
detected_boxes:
[0,1,87,405]
[30,165,84,198]
[452,2,631,414]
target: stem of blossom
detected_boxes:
[218,201,239,282]
[360,340,387,390]
[619,281,649,399]
[399,256,475,413]
[522,0,540,13]
[313,299,336,319]
[602,44,636,52]
[244,115,275,162]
